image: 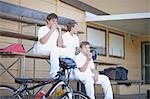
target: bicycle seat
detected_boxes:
[15,78,33,84]
[59,58,76,69]
[15,78,52,84]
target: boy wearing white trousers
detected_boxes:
[35,13,76,78]
[74,41,113,99]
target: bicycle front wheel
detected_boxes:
[0,84,22,99]
[59,91,90,99]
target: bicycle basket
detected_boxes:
[59,58,76,69]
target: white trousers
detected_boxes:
[36,47,75,78]
[77,74,113,99]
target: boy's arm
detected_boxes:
[79,60,90,72]
[40,29,55,44]
[40,25,56,44]
[57,29,63,47]
[79,52,92,72]
[76,37,80,52]
[61,32,67,48]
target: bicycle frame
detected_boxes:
[14,69,72,98]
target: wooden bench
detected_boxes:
[0,52,49,59]
[94,60,122,65]
[110,80,143,96]
[0,28,83,42]
[0,29,38,41]
[78,80,143,97]
[92,60,143,97]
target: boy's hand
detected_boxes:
[86,52,92,61]
[51,23,58,31]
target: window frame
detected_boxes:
[87,26,107,56]
[108,31,125,59]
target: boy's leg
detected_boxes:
[58,48,75,58]
[36,48,51,55]
[49,47,75,78]
[49,48,60,78]
[36,48,57,78]
[79,76,95,99]
[95,75,113,99]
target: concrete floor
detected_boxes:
[96,94,148,99]
[0,94,148,99]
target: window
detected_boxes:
[109,32,125,58]
[142,42,150,84]
[87,26,106,55]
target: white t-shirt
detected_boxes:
[74,52,95,77]
[62,32,79,54]
[36,25,59,50]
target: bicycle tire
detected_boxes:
[0,84,22,99]
[58,91,90,99]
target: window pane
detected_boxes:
[145,44,150,64]
[87,27,106,55]
[145,67,150,84]
[109,32,124,58]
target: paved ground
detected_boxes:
[96,94,147,99]
[0,94,148,99]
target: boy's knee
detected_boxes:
[84,77,94,85]
[101,75,110,82]
[104,75,109,80]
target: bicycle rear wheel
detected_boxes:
[0,84,22,99]
[59,91,90,99]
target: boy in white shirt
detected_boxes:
[74,41,113,99]
[62,21,80,56]
[35,13,76,78]
[62,21,80,79]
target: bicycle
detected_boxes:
[0,58,90,99]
